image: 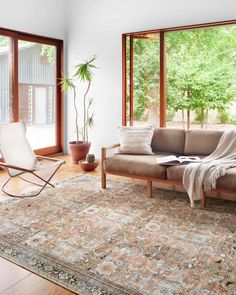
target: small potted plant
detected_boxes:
[59,56,97,163]
[80,154,99,171]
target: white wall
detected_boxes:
[0,0,65,39]
[1,0,235,156]
[65,0,236,157]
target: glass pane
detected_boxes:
[166,25,236,129]
[18,40,57,149]
[132,34,160,127]
[126,36,130,125]
[0,35,12,123]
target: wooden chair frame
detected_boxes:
[0,155,64,198]
[101,144,236,208]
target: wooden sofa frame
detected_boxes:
[101,144,236,209]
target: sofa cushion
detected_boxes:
[105,152,171,179]
[167,165,236,191]
[151,128,185,154]
[184,130,223,156]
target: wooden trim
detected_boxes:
[55,41,64,152]
[122,34,127,126]
[59,41,65,152]
[132,35,159,40]
[17,35,60,46]
[125,19,236,36]
[159,31,166,127]
[0,26,63,43]
[33,146,62,156]
[129,36,134,126]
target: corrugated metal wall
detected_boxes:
[0,44,56,123]
[18,45,56,85]
[0,52,10,123]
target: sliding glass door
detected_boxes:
[124,34,160,126]
[0,29,63,154]
[18,40,57,150]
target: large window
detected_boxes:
[0,28,63,154]
[123,21,236,130]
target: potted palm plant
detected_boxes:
[60,56,96,163]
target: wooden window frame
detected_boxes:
[122,19,236,127]
[0,27,64,155]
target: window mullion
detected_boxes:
[159,31,166,127]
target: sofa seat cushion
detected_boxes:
[105,152,172,179]
[167,165,236,191]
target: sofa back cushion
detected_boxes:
[151,128,186,154]
[118,126,154,155]
[184,129,223,156]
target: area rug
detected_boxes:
[0,175,235,295]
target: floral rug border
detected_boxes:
[0,236,140,295]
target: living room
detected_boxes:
[0,0,235,294]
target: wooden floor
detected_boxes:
[0,154,100,295]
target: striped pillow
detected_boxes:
[118,126,154,155]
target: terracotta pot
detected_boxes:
[69,141,91,164]
[79,160,99,171]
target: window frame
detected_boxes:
[0,27,64,155]
[122,19,236,128]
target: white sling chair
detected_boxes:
[0,122,64,197]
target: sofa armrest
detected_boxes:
[101,144,120,186]
[102,143,120,151]
[102,143,120,160]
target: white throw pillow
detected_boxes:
[118,126,154,155]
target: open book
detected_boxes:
[158,155,202,166]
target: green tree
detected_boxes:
[166,26,236,128]
[132,37,160,121]
[129,25,236,128]
[41,45,56,64]
[0,36,9,48]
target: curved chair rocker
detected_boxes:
[0,122,65,197]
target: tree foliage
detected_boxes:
[41,45,56,64]
[132,38,160,120]
[131,26,236,126]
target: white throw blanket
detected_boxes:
[183,129,236,207]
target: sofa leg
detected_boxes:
[200,189,206,209]
[147,180,152,198]
[101,172,106,189]
[101,147,106,189]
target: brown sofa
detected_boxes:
[101,128,236,208]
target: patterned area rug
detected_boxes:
[0,174,235,295]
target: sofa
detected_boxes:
[101,128,236,208]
